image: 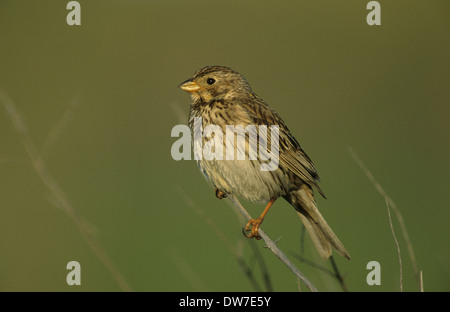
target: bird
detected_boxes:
[179,65,350,260]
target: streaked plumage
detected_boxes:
[179,66,350,260]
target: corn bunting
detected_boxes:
[179,66,350,260]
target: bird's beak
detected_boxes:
[179,79,201,92]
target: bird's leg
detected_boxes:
[215,187,227,199]
[243,198,276,240]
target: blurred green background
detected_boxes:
[0,0,449,292]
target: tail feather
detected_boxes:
[296,212,333,259]
[287,186,351,260]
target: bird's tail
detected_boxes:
[287,185,351,260]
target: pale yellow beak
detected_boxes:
[179,79,201,92]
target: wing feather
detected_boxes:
[237,96,326,198]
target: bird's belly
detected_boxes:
[197,158,289,203]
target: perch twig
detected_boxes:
[227,194,318,292]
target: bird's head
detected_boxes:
[179,66,252,103]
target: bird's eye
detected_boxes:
[206,78,216,85]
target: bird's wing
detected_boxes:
[278,129,326,198]
[238,96,326,198]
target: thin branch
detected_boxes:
[227,194,318,292]
[386,197,403,292]
[349,147,420,290]
[0,90,132,292]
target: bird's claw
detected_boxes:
[242,218,263,240]
[215,187,227,200]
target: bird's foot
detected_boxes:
[215,187,227,200]
[243,218,264,240]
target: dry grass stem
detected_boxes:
[1,89,132,292]
[386,198,403,292]
[40,96,79,161]
[349,147,420,290]
[419,270,424,292]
